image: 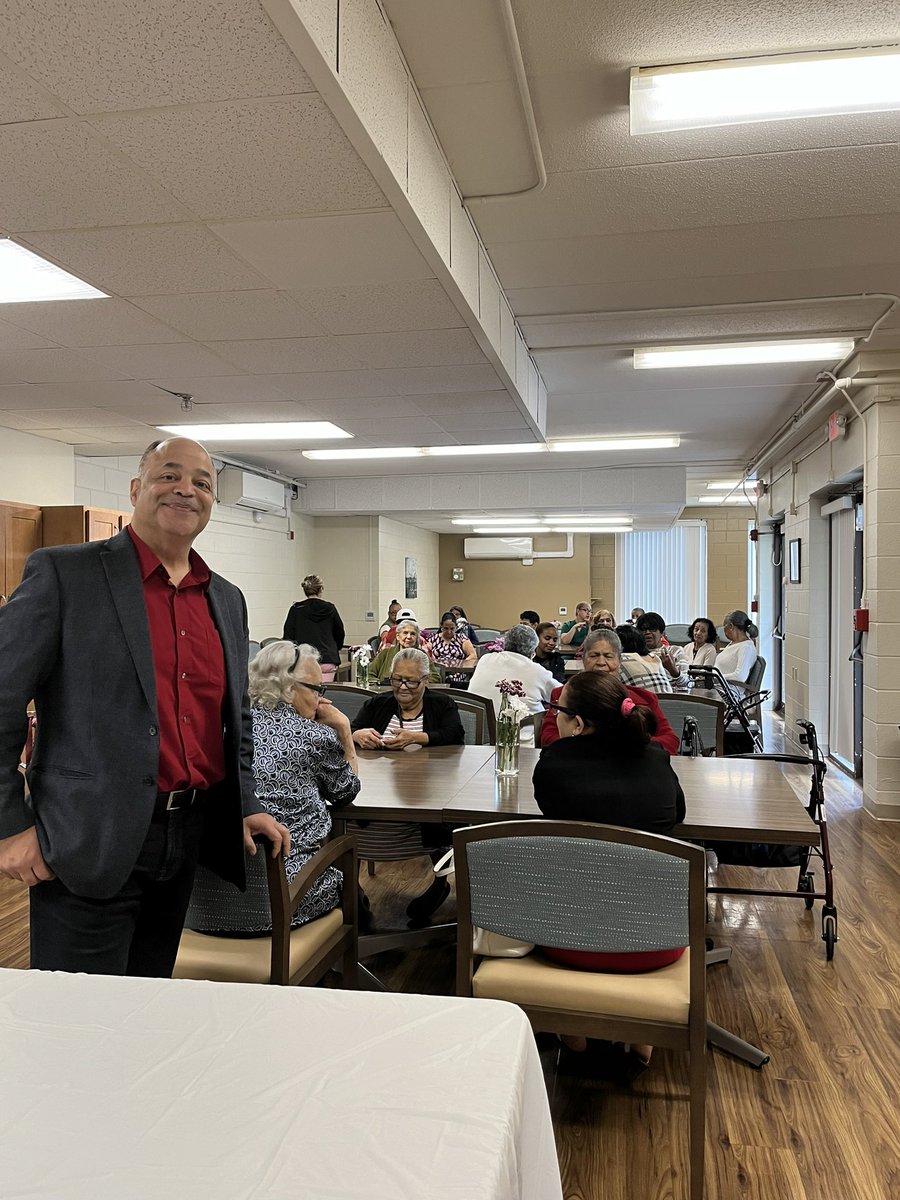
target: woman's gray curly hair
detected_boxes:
[249,640,320,708]
[503,624,539,656]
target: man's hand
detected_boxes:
[243,813,291,858]
[0,827,55,887]
[352,727,385,750]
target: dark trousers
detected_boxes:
[29,805,206,977]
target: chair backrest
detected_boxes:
[325,684,374,723]
[368,635,381,654]
[260,636,280,648]
[656,694,725,756]
[453,820,705,965]
[472,628,503,643]
[744,656,766,695]
[248,640,261,661]
[444,688,497,744]
[665,623,691,645]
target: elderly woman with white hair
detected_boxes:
[368,619,441,685]
[185,641,360,934]
[468,624,556,716]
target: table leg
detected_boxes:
[707,1021,770,1067]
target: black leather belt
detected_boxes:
[156,787,203,813]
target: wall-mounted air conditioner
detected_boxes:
[464,537,533,560]
[218,468,287,515]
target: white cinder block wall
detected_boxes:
[378,516,439,630]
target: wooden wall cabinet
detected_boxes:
[41,506,131,548]
[0,501,43,598]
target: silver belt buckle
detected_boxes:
[165,788,195,811]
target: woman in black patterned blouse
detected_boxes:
[185,641,360,934]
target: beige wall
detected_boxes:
[438,534,591,629]
[1,428,74,505]
[589,534,616,614]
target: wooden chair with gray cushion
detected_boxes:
[665,623,692,645]
[324,683,376,724]
[443,688,497,744]
[656,694,726,756]
[472,628,503,643]
[174,835,358,987]
[454,820,707,1200]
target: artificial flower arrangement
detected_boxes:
[351,643,372,687]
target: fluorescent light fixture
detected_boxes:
[472,527,550,534]
[548,436,680,451]
[630,45,900,134]
[634,339,854,370]
[451,517,540,526]
[303,447,422,460]
[697,495,752,505]
[548,515,632,524]
[705,480,741,490]
[303,442,544,461]
[0,239,108,303]
[547,526,633,534]
[159,421,351,441]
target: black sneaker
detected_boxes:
[406,877,451,927]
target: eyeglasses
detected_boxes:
[547,700,577,717]
[390,676,425,689]
[292,678,328,697]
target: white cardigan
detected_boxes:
[715,639,758,685]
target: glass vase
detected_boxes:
[354,659,369,688]
[495,698,521,776]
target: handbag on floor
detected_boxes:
[431,850,534,957]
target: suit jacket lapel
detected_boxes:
[100,531,157,715]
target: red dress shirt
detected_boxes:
[539,683,679,755]
[128,527,226,792]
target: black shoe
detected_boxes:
[406,877,451,926]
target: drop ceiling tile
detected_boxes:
[0,120,187,231]
[335,415,446,439]
[0,383,94,409]
[0,410,45,430]
[340,0,410,185]
[210,212,433,288]
[436,409,529,433]
[450,428,539,445]
[207,337,365,375]
[178,400,331,422]
[411,390,516,415]
[0,348,128,383]
[86,342,245,379]
[0,0,313,112]
[473,145,900,244]
[132,292,326,341]
[0,62,61,122]
[147,375,296,404]
[313,397,425,420]
[92,96,385,222]
[290,280,464,334]
[0,299,188,347]
[17,380,165,408]
[335,328,486,369]
[361,430,458,447]
[22,225,269,297]
[267,370,400,401]
[0,320,57,351]
[374,364,505,394]
[15,406,143,429]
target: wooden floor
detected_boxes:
[3,715,899,1199]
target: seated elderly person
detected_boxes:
[541,628,678,752]
[635,611,690,688]
[717,610,760,685]
[615,623,675,695]
[369,619,440,684]
[468,624,555,716]
[428,610,478,685]
[185,642,360,935]
[350,648,464,924]
[559,601,592,649]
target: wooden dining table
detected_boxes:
[341,744,819,847]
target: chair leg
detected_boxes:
[366,860,375,877]
[689,1033,707,1200]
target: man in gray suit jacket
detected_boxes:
[0,437,289,975]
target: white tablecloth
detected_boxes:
[1,969,562,1200]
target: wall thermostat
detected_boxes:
[451,567,464,581]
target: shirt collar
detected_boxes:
[127,524,211,587]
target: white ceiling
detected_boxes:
[0,0,898,529]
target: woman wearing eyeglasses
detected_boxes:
[539,628,678,754]
[533,669,686,1069]
[184,641,359,935]
[350,649,464,751]
[368,620,441,685]
[349,648,464,925]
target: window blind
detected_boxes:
[615,522,707,624]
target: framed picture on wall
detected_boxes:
[788,538,801,583]
[404,556,417,600]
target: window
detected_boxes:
[615,522,707,623]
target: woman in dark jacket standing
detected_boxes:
[283,574,345,679]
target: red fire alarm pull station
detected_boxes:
[854,608,869,632]
[749,527,759,542]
